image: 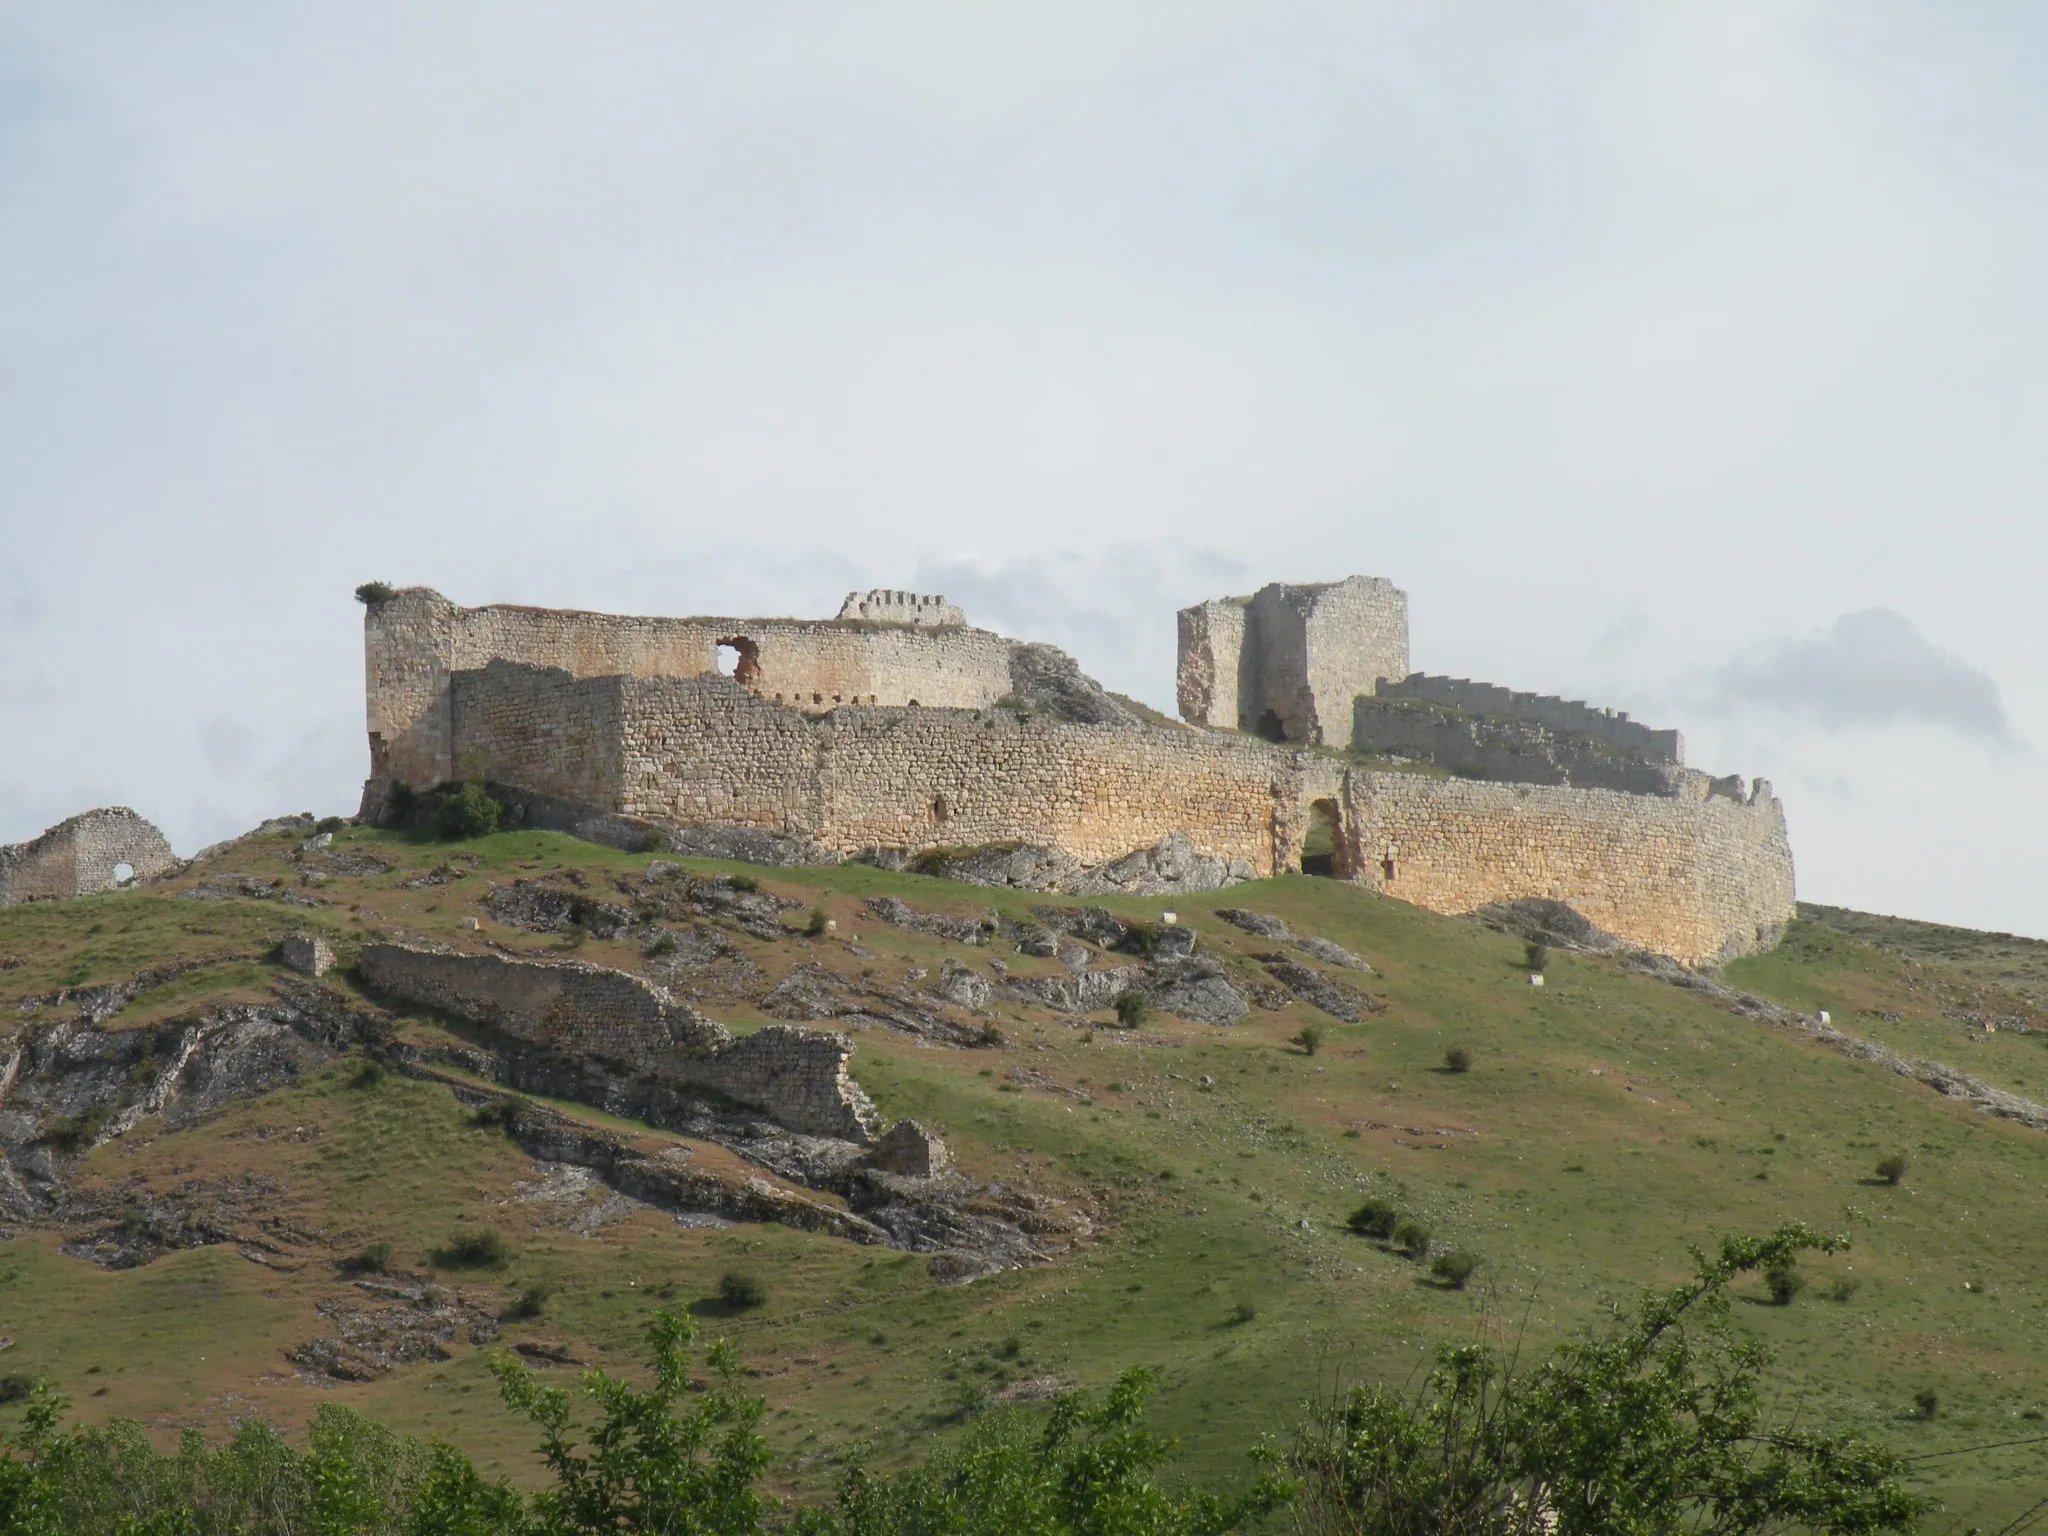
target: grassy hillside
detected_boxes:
[6,824,2048,1523]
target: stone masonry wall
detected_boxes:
[836,590,965,626]
[359,944,877,1140]
[1336,771,1796,966]
[364,587,1015,796]
[0,808,177,906]
[1376,675,1683,763]
[447,661,1794,965]
[1175,599,1245,730]
[1350,697,1686,797]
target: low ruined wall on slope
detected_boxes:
[1375,675,1683,763]
[358,944,877,1140]
[0,808,177,906]
[1336,772,1796,966]
[1350,697,1686,797]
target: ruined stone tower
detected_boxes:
[1176,576,1409,745]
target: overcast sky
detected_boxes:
[5,2,2046,935]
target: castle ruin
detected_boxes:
[359,578,1796,967]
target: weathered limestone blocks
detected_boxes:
[1350,696,1686,796]
[1336,772,1796,967]
[836,591,964,627]
[358,944,878,1141]
[867,1118,950,1177]
[280,933,335,977]
[0,808,176,906]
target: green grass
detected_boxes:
[7,826,2048,1519]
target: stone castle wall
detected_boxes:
[365,588,1013,794]
[1336,772,1795,965]
[454,667,1312,874]
[359,943,878,1140]
[836,590,965,626]
[448,660,1791,965]
[1350,697,1687,797]
[0,808,177,906]
[1375,675,1683,762]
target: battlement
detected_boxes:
[836,590,965,627]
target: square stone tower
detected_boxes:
[1177,576,1409,745]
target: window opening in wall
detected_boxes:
[812,692,823,705]
[908,698,920,707]
[714,637,761,687]
[113,862,136,885]
[1252,708,1286,743]
[1302,799,1342,878]
[1381,853,1397,883]
[931,794,950,825]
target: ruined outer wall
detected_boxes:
[1349,697,1685,797]
[1336,772,1796,966]
[0,809,177,906]
[365,588,1014,793]
[359,944,876,1140]
[451,663,627,811]
[1377,675,1682,763]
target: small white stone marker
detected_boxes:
[1530,973,1545,987]
[1818,1009,1830,1024]
[1161,912,1177,925]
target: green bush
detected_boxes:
[1431,1250,1477,1289]
[727,874,760,893]
[37,1110,106,1155]
[338,1242,392,1276]
[434,1229,511,1269]
[354,581,397,606]
[644,930,679,958]
[1228,1301,1257,1326]
[1291,1025,1324,1056]
[805,906,831,937]
[1524,940,1550,973]
[315,815,348,834]
[720,1271,769,1310]
[433,781,502,840]
[1346,1198,1399,1240]
[1913,1389,1940,1420]
[1121,921,1163,957]
[1765,1260,1806,1306]
[0,1376,32,1404]
[1394,1219,1432,1260]
[1114,992,1149,1029]
[348,1059,385,1090]
[1875,1153,1909,1186]
[471,1096,529,1134]
[502,1283,553,1322]
[1444,1047,1472,1073]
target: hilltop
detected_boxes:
[4,822,2048,1524]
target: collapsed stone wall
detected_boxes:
[1375,675,1683,763]
[836,590,964,626]
[1335,772,1795,966]
[0,809,177,906]
[358,943,878,1140]
[363,587,1016,798]
[1176,577,1409,745]
[1350,697,1686,796]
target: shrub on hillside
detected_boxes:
[1444,1047,1472,1073]
[1765,1260,1806,1306]
[720,1271,769,1310]
[1291,1025,1324,1056]
[726,874,759,893]
[805,906,831,937]
[348,1059,385,1090]
[433,781,502,840]
[502,1284,553,1322]
[1347,1199,1400,1240]
[1524,940,1550,973]
[1431,1250,1477,1290]
[1875,1153,1909,1187]
[1394,1219,1432,1260]
[1913,1390,1940,1420]
[471,1096,529,1134]
[434,1229,511,1269]
[1114,991,1149,1029]
[339,1242,393,1276]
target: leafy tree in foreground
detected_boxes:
[1287,1223,1920,1536]
[799,1366,1287,1536]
